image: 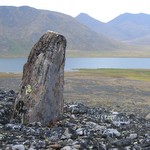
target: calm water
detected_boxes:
[0,58,150,73]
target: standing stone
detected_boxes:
[13,31,67,126]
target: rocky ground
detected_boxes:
[0,89,150,150]
[0,74,150,149]
[64,75,150,118]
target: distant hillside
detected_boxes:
[75,13,106,32]
[108,13,150,41]
[76,13,114,36]
[0,6,130,57]
[76,13,150,46]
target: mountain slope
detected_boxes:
[108,13,150,41]
[76,13,106,33]
[76,13,116,36]
[76,13,150,46]
[0,6,128,57]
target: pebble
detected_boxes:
[12,144,25,150]
[145,113,150,120]
[61,146,72,150]
[0,89,150,149]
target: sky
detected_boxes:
[0,0,150,22]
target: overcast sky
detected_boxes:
[0,0,150,22]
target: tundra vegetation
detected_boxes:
[0,68,150,117]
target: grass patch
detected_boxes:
[66,49,150,58]
[75,69,150,82]
[1,69,150,82]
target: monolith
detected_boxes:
[13,31,66,126]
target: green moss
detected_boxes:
[78,69,150,82]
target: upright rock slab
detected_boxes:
[13,31,66,126]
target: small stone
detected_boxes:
[28,122,42,127]
[145,113,150,120]
[28,148,36,150]
[61,146,72,150]
[73,144,81,149]
[112,138,132,147]
[5,123,22,131]
[12,144,25,150]
[63,128,72,139]
[103,128,121,137]
[8,90,16,96]
[142,138,150,147]
[128,133,137,140]
[0,133,4,140]
[76,128,84,136]
[50,143,61,149]
[86,121,106,132]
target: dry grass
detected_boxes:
[0,69,150,117]
[0,73,22,78]
[65,69,150,117]
[66,49,150,58]
[71,69,150,82]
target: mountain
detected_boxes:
[0,6,129,57]
[108,13,150,41]
[75,13,106,32]
[76,13,150,46]
[76,13,114,36]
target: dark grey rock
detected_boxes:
[112,138,132,147]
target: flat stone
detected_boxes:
[61,146,72,150]
[145,113,150,120]
[12,144,25,150]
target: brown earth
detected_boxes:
[0,72,150,118]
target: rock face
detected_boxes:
[13,31,67,126]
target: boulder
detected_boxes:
[13,31,67,126]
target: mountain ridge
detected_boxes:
[0,6,131,57]
[0,6,150,57]
[76,12,150,44]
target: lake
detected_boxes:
[0,58,150,73]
